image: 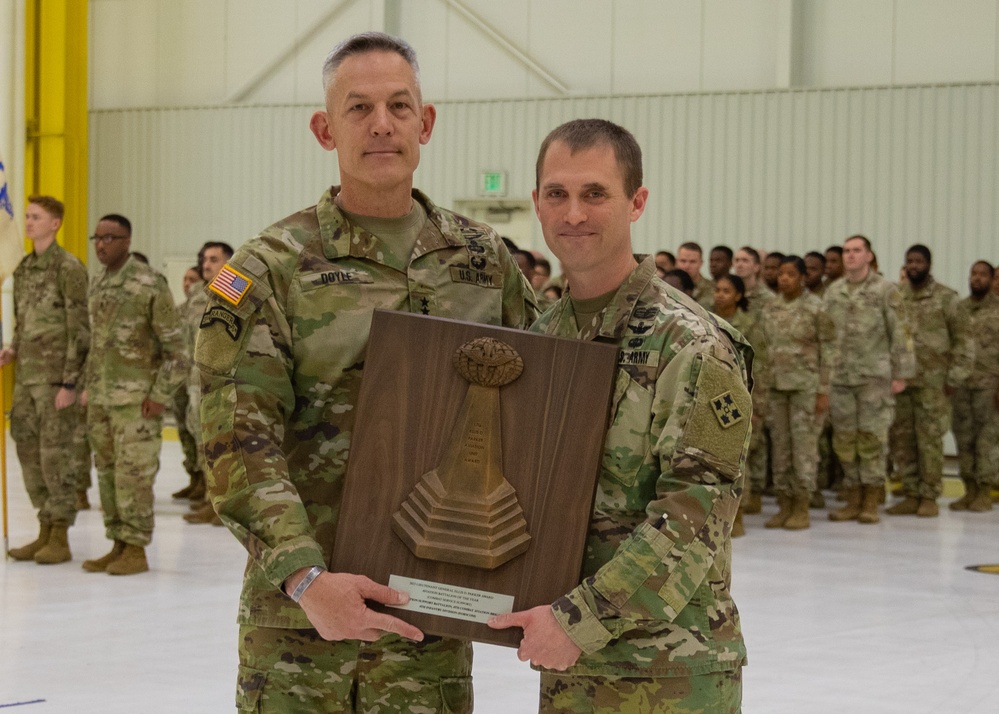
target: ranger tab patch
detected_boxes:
[711,391,744,429]
[209,264,252,306]
[200,306,242,340]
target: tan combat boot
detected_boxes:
[34,524,72,564]
[187,473,207,503]
[809,490,826,509]
[75,490,90,510]
[742,493,762,515]
[783,496,811,530]
[857,485,882,524]
[82,540,126,572]
[967,488,994,512]
[764,494,792,528]
[106,544,148,575]
[916,498,938,517]
[949,482,977,511]
[885,496,920,515]
[8,523,52,561]
[829,488,861,521]
[184,501,217,524]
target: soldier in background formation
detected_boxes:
[2,196,89,564]
[171,265,206,503]
[81,214,188,576]
[183,241,233,526]
[761,256,836,530]
[950,261,999,512]
[886,245,972,517]
[489,117,749,714]
[676,241,715,310]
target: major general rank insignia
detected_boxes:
[209,264,252,306]
[711,391,744,429]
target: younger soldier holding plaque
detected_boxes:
[489,119,751,712]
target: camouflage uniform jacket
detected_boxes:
[692,273,714,310]
[721,308,768,417]
[532,256,751,677]
[86,255,188,406]
[823,270,915,386]
[744,281,775,321]
[762,292,837,395]
[196,187,538,629]
[956,292,999,390]
[10,242,89,387]
[898,278,973,389]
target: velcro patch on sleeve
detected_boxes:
[200,306,242,341]
[679,354,751,480]
[209,264,253,306]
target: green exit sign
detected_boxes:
[479,170,507,196]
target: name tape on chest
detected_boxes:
[209,265,253,306]
[299,269,375,292]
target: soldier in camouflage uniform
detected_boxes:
[171,264,206,502]
[824,235,915,524]
[711,272,766,537]
[950,261,999,512]
[732,246,775,513]
[761,256,836,530]
[886,245,973,517]
[676,241,715,311]
[489,120,748,714]
[80,214,188,576]
[183,242,232,526]
[195,33,537,713]
[2,196,89,564]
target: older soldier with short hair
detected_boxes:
[81,214,188,575]
[886,245,972,517]
[489,118,749,713]
[196,32,537,713]
[825,235,915,524]
[950,260,999,512]
[1,195,89,564]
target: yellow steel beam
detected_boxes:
[25,0,88,263]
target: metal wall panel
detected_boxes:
[91,83,999,295]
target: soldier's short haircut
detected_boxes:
[514,249,536,269]
[906,244,932,263]
[781,254,807,275]
[737,246,761,264]
[711,245,733,260]
[825,245,844,257]
[322,32,421,95]
[765,251,785,263]
[663,268,695,293]
[200,241,235,260]
[678,241,703,256]
[972,260,995,277]
[99,213,132,236]
[805,250,826,266]
[28,195,64,220]
[656,250,675,263]
[536,119,643,197]
[845,234,871,251]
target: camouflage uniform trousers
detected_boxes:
[9,383,80,526]
[889,386,950,499]
[829,379,895,488]
[88,403,163,546]
[951,387,999,488]
[172,383,201,478]
[73,401,93,492]
[766,389,820,498]
[236,626,472,713]
[539,668,742,713]
[746,421,769,497]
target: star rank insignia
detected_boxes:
[711,391,744,429]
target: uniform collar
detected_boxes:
[28,241,61,268]
[552,255,657,342]
[318,186,466,264]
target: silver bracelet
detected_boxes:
[289,566,325,603]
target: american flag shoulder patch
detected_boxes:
[209,264,253,306]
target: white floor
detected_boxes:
[1,439,997,713]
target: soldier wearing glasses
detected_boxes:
[80,214,187,575]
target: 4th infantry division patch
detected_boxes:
[711,391,745,429]
[210,264,252,306]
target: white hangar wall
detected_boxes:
[87,0,999,296]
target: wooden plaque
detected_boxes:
[332,309,619,647]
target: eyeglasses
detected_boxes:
[89,234,127,244]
